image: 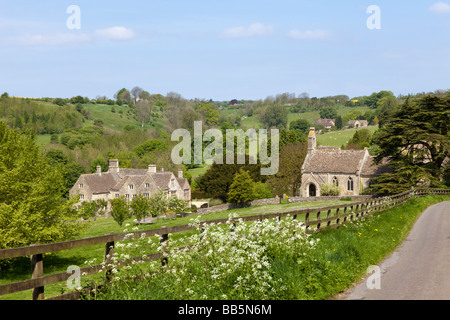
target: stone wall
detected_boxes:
[287,195,372,203]
[196,195,372,215]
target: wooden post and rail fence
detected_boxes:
[0,188,448,300]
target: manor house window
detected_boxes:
[129,184,134,190]
[145,183,150,188]
[79,183,84,188]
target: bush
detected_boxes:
[321,183,340,196]
[253,181,274,199]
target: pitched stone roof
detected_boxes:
[74,166,189,194]
[177,177,190,189]
[361,157,392,176]
[151,172,173,190]
[303,149,367,174]
[82,172,118,194]
[314,119,335,127]
[303,147,391,177]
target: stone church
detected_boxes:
[300,128,389,197]
[70,159,191,205]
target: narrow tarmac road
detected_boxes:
[343,201,450,300]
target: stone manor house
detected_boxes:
[300,128,390,197]
[70,159,191,205]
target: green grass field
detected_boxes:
[239,105,371,130]
[82,103,154,131]
[316,125,379,148]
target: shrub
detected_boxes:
[321,183,340,196]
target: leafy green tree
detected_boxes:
[227,170,256,204]
[78,201,100,221]
[132,139,167,157]
[335,115,343,130]
[70,95,85,104]
[365,90,395,109]
[197,154,264,201]
[259,104,288,129]
[130,194,151,224]
[167,196,188,214]
[149,191,168,217]
[253,181,274,199]
[319,106,338,119]
[289,119,311,133]
[196,102,220,126]
[345,128,372,150]
[110,196,131,227]
[268,142,307,196]
[116,88,132,105]
[90,157,108,173]
[0,122,85,248]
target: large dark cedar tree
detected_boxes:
[371,95,449,195]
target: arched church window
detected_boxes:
[332,177,339,187]
[347,177,354,191]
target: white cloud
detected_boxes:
[2,25,135,46]
[222,23,274,39]
[11,33,91,46]
[429,2,450,14]
[94,26,135,40]
[288,29,331,40]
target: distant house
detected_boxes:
[313,119,335,129]
[347,120,368,128]
[300,128,390,197]
[70,159,191,208]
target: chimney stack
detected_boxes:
[108,159,119,173]
[178,169,183,179]
[308,127,316,153]
[160,167,164,172]
[96,165,102,176]
[148,164,156,173]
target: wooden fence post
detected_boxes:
[305,211,310,232]
[160,226,168,266]
[104,237,115,282]
[30,247,44,300]
[326,209,331,228]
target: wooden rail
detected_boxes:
[0,188,448,300]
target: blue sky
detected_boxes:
[0,1,449,101]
